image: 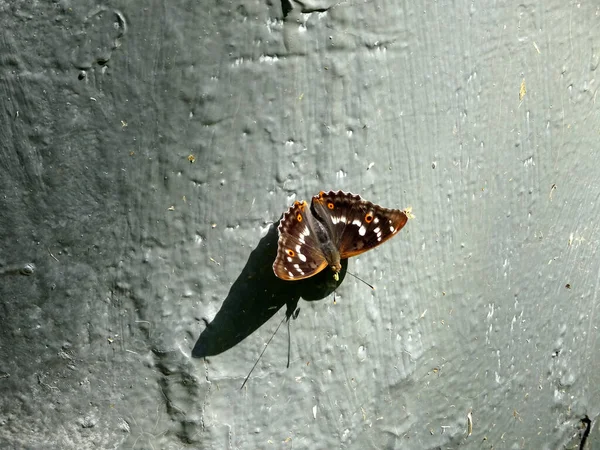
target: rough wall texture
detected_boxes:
[0,0,598,449]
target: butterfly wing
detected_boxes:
[311,190,408,259]
[273,200,329,280]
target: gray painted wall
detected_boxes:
[0,0,598,449]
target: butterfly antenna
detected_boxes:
[287,308,300,368]
[346,270,375,290]
[241,314,287,390]
[287,314,292,368]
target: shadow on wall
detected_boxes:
[191,222,346,359]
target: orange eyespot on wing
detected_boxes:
[365,212,374,223]
[292,201,306,222]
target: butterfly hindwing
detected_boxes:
[312,190,408,259]
[273,200,329,280]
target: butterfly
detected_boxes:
[273,190,410,281]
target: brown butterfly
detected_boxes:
[273,191,409,281]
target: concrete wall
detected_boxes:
[0,1,598,448]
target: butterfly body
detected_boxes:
[273,191,409,280]
[303,209,341,270]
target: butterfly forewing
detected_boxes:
[312,191,408,259]
[273,200,329,280]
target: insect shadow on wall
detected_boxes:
[191,221,346,371]
[192,191,411,388]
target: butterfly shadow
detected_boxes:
[191,222,347,360]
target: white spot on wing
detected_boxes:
[389,225,395,232]
[373,227,380,234]
[295,244,301,252]
[352,219,362,226]
[287,271,294,278]
[298,253,307,262]
[359,225,366,236]
[373,217,379,224]
[287,257,293,262]
[293,264,305,275]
